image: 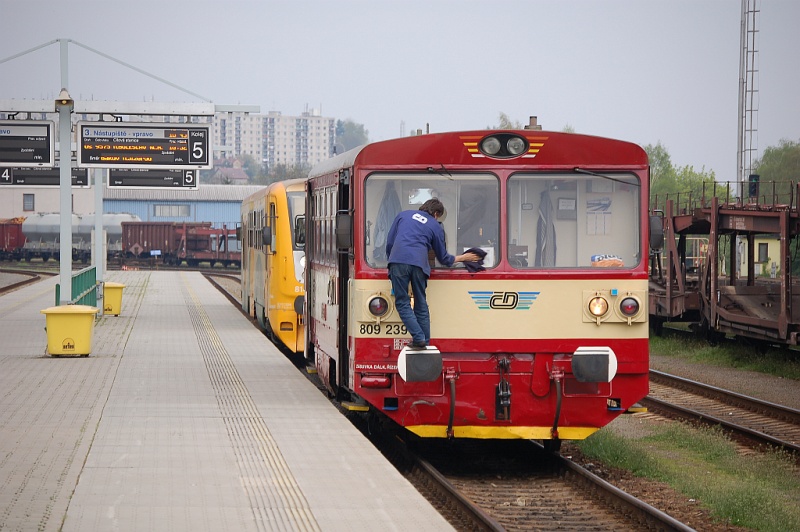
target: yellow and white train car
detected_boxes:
[240,178,307,354]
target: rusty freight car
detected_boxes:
[121,221,240,268]
[0,218,26,261]
[650,180,800,346]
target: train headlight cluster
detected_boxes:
[506,136,527,155]
[368,296,390,317]
[479,134,529,158]
[619,297,639,317]
[583,290,646,325]
[588,296,609,317]
[480,137,502,155]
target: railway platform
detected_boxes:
[0,271,453,531]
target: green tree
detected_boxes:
[752,138,800,204]
[645,142,718,211]
[752,138,800,273]
[335,119,369,152]
[489,112,523,129]
[754,138,800,181]
[237,154,262,181]
[267,163,310,184]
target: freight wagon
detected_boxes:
[0,213,141,263]
[0,218,26,261]
[121,221,240,268]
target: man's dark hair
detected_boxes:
[419,198,445,217]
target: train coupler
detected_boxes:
[495,357,511,421]
[445,368,458,439]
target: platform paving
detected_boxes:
[0,271,453,531]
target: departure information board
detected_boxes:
[0,121,55,168]
[108,168,198,189]
[78,122,211,169]
[0,166,88,186]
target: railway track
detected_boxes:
[645,370,800,456]
[203,272,242,307]
[0,269,55,295]
[376,434,692,531]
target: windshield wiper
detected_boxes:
[574,167,640,187]
[428,164,454,180]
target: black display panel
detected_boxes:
[0,166,88,186]
[107,168,198,189]
[78,122,211,169]
[0,121,55,168]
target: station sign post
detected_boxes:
[0,120,55,167]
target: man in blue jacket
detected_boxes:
[386,198,480,350]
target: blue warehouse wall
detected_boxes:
[104,200,242,228]
[102,184,263,228]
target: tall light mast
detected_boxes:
[737,0,759,190]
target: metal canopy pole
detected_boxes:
[56,42,73,304]
[57,100,72,304]
[93,168,105,315]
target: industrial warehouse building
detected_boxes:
[0,184,263,229]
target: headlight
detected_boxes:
[507,136,526,155]
[619,297,639,316]
[478,134,529,158]
[588,297,609,317]
[368,296,390,317]
[480,137,501,155]
[294,295,305,315]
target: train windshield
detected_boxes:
[287,191,305,250]
[507,172,641,269]
[364,173,499,268]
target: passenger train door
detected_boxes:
[335,170,352,394]
[305,169,352,398]
[262,198,277,334]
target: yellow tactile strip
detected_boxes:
[182,276,320,532]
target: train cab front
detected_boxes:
[351,285,649,444]
[354,345,647,444]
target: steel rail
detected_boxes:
[554,451,695,532]
[651,369,800,424]
[0,269,51,295]
[644,371,800,455]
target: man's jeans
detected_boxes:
[388,263,429,345]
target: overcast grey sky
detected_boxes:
[1,0,798,182]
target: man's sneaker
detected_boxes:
[407,341,427,350]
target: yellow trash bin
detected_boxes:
[40,305,99,356]
[103,282,125,316]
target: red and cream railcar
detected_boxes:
[304,131,650,446]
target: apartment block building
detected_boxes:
[214,110,336,171]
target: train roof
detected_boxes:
[309,131,647,176]
[241,177,309,203]
[308,145,367,179]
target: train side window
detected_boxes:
[248,211,254,248]
[295,215,306,248]
[264,202,277,253]
[23,194,34,212]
